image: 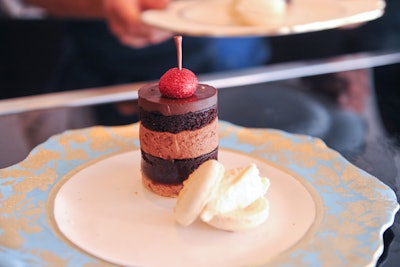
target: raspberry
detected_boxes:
[159,67,198,98]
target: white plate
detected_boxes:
[141,0,385,37]
[0,121,398,267]
[53,150,318,267]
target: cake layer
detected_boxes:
[140,118,218,159]
[138,83,217,116]
[142,174,183,198]
[141,148,218,185]
[139,106,217,133]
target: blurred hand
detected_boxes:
[305,67,370,114]
[103,0,173,48]
[116,100,139,116]
[304,53,373,114]
[335,68,369,113]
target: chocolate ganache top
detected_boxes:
[138,82,217,116]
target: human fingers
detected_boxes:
[116,25,172,48]
[337,69,369,113]
[103,0,173,48]
[140,0,171,9]
[103,0,152,47]
[103,0,141,33]
[116,101,139,116]
[146,27,173,44]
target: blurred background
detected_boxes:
[0,0,400,266]
[0,0,399,172]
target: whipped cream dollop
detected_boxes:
[174,160,270,231]
[232,0,288,26]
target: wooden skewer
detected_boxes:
[174,35,183,70]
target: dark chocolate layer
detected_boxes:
[138,83,217,116]
[139,105,217,133]
[141,148,218,185]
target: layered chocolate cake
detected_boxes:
[139,83,218,197]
